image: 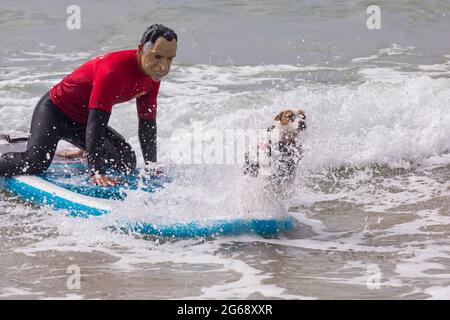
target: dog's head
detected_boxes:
[274,109,307,131]
[273,109,306,143]
[274,109,306,127]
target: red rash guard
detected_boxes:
[49,49,160,123]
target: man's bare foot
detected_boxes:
[55,148,86,159]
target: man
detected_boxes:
[0,24,177,186]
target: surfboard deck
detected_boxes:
[0,160,295,237]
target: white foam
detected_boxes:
[183,256,315,300]
[0,287,44,298]
[351,44,416,64]
[7,50,91,62]
[297,75,450,170]
[424,286,450,300]
[351,55,379,63]
[377,44,415,56]
[109,165,287,224]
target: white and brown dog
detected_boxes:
[244,109,306,179]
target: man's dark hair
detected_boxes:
[140,24,177,45]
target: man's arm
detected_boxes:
[86,67,120,179]
[136,82,160,164]
[86,108,110,175]
[138,118,157,164]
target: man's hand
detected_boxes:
[91,174,119,187]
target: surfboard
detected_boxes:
[0,151,295,237]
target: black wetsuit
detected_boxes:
[0,92,156,177]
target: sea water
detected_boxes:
[0,0,449,299]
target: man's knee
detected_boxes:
[106,147,136,173]
[0,151,51,176]
[123,149,137,172]
[22,154,52,175]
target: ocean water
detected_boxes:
[0,0,449,299]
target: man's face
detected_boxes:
[139,37,177,82]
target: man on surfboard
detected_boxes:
[0,24,177,186]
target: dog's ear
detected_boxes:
[274,113,282,121]
[298,110,306,120]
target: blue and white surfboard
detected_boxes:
[0,160,295,238]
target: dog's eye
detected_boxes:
[287,114,296,121]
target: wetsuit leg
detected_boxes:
[0,92,63,176]
[103,127,137,173]
[62,126,136,174]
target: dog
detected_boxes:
[244,109,306,179]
